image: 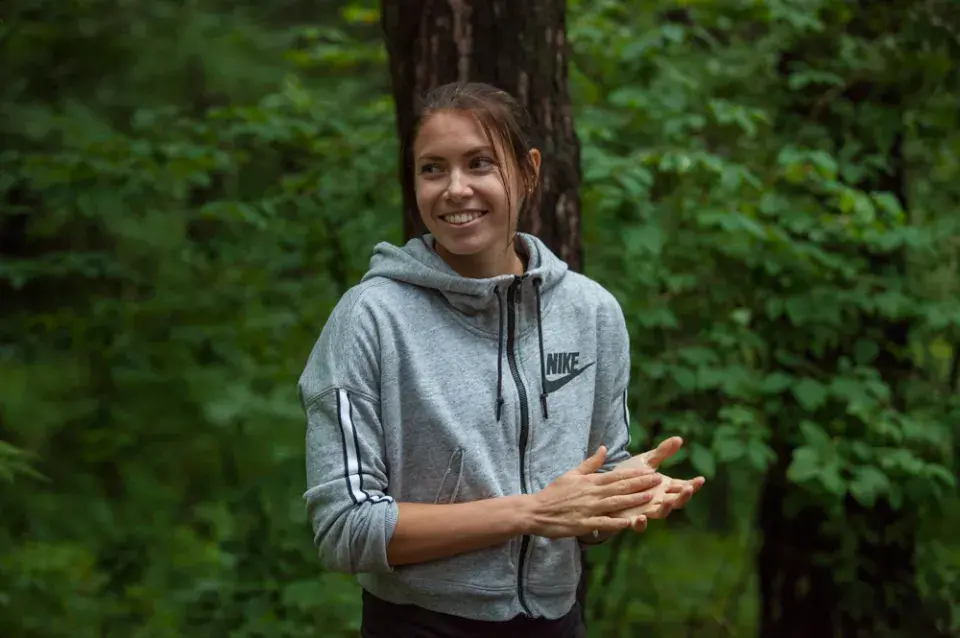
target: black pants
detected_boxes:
[360,589,587,638]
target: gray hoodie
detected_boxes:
[298,232,632,622]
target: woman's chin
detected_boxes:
[433,228,504,257]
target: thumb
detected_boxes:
[577,445,607,474]
[644,436,683,469]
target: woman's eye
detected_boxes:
[472,156,495,170]
[418,163,440,174]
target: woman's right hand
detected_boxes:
[525,446,664,539]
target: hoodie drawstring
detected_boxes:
[533,278,549,419]
[495,287,505,421]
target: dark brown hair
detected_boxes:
[401,82,541,237]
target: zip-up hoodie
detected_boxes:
[298,232,632,622]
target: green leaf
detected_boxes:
[784,296,811,326]
[820,464,846,497]
[690,443,716,479]
[616,167,654,197]
[848,466,890,507]
[0,441,44,483]
[697,366,728,389]
[760,371,793,394]
[730,308,751,326]
[830,376,873,408]
[852,339,879,364]
[871,191,904,219]
[924,464,957,489]
[677,347,719,366]
[626,225,663,256]
[714,436,745,463]
[671,366,697,391]
[786,446,820,483]
[746,440,775,471]
[799,420,832,451]
[787,70,845,91]
[792,378,827,411]
[839,188,857,214]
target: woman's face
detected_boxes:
[413,109,537,262]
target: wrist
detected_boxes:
[512,493,541,536]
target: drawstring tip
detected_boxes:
[496,398,504,421]
[540,393,549,419]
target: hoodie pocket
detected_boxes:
[433,447,464,504]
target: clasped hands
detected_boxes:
[527,437,705,540]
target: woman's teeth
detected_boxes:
[442,211,486,225]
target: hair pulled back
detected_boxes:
[401,82,541,236]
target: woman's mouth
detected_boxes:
[440,210,488,226]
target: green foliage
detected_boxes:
[573,0,960,633]
[1,1,390,635]
[1,0,958,636]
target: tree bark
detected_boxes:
[380,0,583,271]
[380,0,587,621]
[757,438,842,637]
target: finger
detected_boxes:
[664,477,705,494]
[642,436,684,469]
[630,515,648,533]
[585,516,633,534]
[664,479,684,494]
[599,473,663,498]
[658,484,697,515]
[646,498,674,520]
[592,466,654,486]
[600,489,658,513]
[576,446,607,475]
[659,501,675,518]
[669,486,695,510]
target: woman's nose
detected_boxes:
[445,170,472,200]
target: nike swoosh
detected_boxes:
[544,361,596,394]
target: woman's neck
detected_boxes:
[435,240,525,279]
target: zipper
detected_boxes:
[506,275,533,616]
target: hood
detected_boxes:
[361,232,569,315]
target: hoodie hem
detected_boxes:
[357,573,577,622]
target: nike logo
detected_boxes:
[544,358,595,394]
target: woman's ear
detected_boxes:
[529,148,542,182]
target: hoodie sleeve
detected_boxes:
[590,292,633,473]
[298,286,399,574]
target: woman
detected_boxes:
[298,82,705,637]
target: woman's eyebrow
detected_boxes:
[416,146,495,162]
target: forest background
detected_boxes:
[1,0,959,636]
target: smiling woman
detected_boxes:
[297,81,704,638]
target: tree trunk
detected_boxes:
[757,439,842,637]
[380,0,583,271]
[380,0,587,621]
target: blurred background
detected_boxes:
[1,0,958,636]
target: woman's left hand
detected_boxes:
[612,436,706,524]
